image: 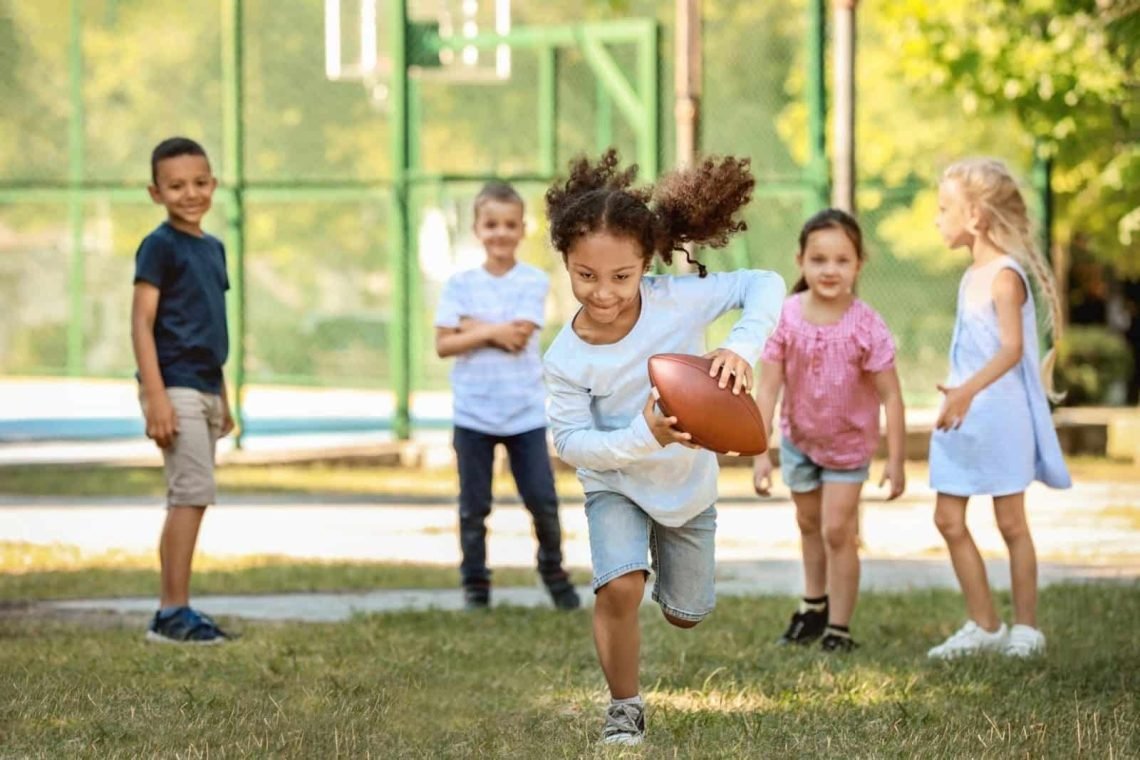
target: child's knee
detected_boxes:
[596,572,646,613]
[996,514,1030,543]
[663,611,701,629]
[796,509,822,535]
[934,510,967,540]
[821,520,856,550]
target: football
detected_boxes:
[647,353,768,456]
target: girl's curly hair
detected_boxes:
[545,148,754,277]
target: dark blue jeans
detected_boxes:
[453,425,567,589]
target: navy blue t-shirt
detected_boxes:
[133,222,229,393]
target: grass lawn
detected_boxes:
[1,585,1137,757]
[2,456,1137,500]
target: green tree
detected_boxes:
[877,0,1140,273]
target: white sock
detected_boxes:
[611,695,644,707]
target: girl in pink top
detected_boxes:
[753,209,907,651]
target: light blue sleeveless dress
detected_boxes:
[929,256,1072,497]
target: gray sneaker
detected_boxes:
[602,700,645,746]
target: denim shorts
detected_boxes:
[584,491,717,622]
[780,436,869,493]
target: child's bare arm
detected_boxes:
[873,366,906,499]
[131,282,178,448]
[752,359,784,496]
[219,372,235,437]
[936,269,1025,430]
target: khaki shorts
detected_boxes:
[140,387,225,507]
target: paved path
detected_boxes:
[6,477,1139,622]
[43,559,1140,623]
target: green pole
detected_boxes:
[806,0,828,213]
[221,0,246,446]
[1033,150,1053,264]
[595,78,613,153]
[407,79,423,397]
[390,0,412,439]
[538,47,557,176]
[636,21,660,179]
[67,0,85,376]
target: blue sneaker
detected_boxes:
[145,606,229,645]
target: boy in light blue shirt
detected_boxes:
[434,182,579,611]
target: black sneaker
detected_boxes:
[145,606,229,645]
[777,605,828,645]
[820,631,859,652]
[544,576,581,610]
[463,585,490,611]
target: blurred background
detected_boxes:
[0,0,1136,449]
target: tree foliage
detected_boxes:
[877,0,1140,272]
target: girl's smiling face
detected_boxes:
[796,226,862,301]
[565,232,647,328]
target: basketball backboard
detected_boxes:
[325,0,512,108]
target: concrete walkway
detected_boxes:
[43,559,1140,623]
[6,476,1139,623]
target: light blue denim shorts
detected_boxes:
[780,437,869,493]
[584,491,717,622]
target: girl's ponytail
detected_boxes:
[651,156,755,276]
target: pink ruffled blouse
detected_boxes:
[761,294,896,469]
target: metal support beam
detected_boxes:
[595,78,614,151]
[831,0,856,212]
[636,21,660,178]
[577,33,644,140]
[221,0,247,447]
[537,47,558,176]
[389,0,412,440]
[806,0,829,214]
[67,0,85,376]
[674,0,701,169]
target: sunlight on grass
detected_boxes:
[1,454,1137,501]
[0,541,592,600]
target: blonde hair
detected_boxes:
[942,157,1063,398]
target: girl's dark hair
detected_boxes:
[792,208,865,293]
[544,148,754,277]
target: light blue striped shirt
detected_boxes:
[435,262,549,436]
[543,270,786,526]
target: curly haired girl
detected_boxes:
[542,149,785,745]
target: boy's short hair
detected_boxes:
[151,137,210,184]
[474,181,524,217]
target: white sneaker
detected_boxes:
[927,621,1009,660]
[1004,624,1046,657]
[602,700,645,745]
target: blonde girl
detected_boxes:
[927,158,1071,660]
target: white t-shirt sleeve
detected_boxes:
[670,270,786,366]
[544,364,662,471]
[514,270,547,328]
[434,273,466,329]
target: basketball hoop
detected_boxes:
[324,0,512,112]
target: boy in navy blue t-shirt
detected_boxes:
[130,137,233,644]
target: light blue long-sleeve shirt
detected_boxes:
[543,270,786,526]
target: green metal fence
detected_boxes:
[3,0,1021,440]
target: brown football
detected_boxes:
[647,353,768,456]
